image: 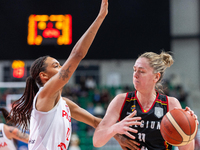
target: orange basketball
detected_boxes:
[160,109,198,146]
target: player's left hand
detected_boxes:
[114,134,140,150]
[185,106,199,125]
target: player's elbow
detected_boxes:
[93,139,101,147]
[93,136,103,148]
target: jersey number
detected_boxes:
[138,133,146,142]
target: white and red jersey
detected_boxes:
[29,87,72,150]
[0,123,17,150]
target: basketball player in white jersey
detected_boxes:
[0,107,29,150]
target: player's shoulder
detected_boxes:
[115,93,127,100]
[110,93,127,106]
[167,96,179,103]
[167,96,182,111]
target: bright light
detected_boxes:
[27,14,72,45]
[12,60,25,78]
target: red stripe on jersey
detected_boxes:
[156,99,167,104]
[166,96,169,112]
[118,92,129,121]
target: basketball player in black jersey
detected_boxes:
[93,51,199,150]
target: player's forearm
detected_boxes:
[79,116,101,129]
[93,125,116,147]
[10,127,29,143]
[16,133,29,143]
[72,108,102,128]
[93,117,102,128]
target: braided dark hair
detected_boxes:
[9,56,49,132]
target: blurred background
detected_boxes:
[0,0,200,149]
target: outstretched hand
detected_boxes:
[174,107,199,125]
[113,110,141,140]
[185,106,199,125]
[98,0,108,18]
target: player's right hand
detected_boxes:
[98,0,108,18]
[113,110,141,140]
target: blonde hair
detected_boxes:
[139,51,174,93]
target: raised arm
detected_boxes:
[4,124,29,143]
[93,93,141,147]
[37,0,108,111]
[43,0,108,94]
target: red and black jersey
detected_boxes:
[119,91,172,150]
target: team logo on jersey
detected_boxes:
[131,105,136,112]
[154,107,163,118]
[0,130,3,137]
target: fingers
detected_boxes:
[115,110,141,136]
[185,106,195,116]
[98,1,107,19]
[121,146,128,150]
[127,128,139,134]
[125,111,141,127]
[185,106,191,113]
[126,143,140,150]
[125,117,142,122]
[124,143,139,150]
[125,131,136,140]
[124,126,139,134]
[126,110,138,118]
[118,111,141,135]
[127,140,140,150]
[127,139,140,147]
[124,120,141,127]
[196,119,199,125]
[101,0,108,8]
[184,107,199,125]
[102,0,108,5]
[185,106,189,110]
[122,136,140,150]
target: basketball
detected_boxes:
[160,109,198,146]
